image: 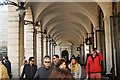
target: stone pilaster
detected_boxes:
[43,37,46,56]
[41,34,44,65]
[49,40,51,59]
[37,33,41,67]
[46,37,48,55]
[33,29,37,64]
[7,5,19,77]
[19,11,25,75]
[104,15,113,74]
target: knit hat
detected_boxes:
[0,53,3,61]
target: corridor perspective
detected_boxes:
[0,0,120,79]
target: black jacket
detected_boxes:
[21,64,37,80]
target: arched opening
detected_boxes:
[61,50,69,63]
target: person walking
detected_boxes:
[68,56,82,80]
[85,48,104,80]
[34,55,54,80]
[0,53,9,80]
[20,57,37,80]
[2,55,12,79]
[52,54,59,67]
[20,60,28,77]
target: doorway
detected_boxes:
[61,50,69,63]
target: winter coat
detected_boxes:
[20,64,37,79]
[0,64,9,80]
[85,52,104,75]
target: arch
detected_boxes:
[47,21,87,37]
[42,13,91,33]
[35,2,98,29]
[51,27,83,41]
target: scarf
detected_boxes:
[71,63,78,72]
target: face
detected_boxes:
[92,51,97,56]
[30,58,35,64]
[59,62,66,69]
[71,59,76,65]
[53,56,59,63]
[44,58,51,68]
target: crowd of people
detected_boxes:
[0,48,104,80]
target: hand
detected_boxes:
[91,51,94,54]
[96,50,99,53]
[86,74,89,79]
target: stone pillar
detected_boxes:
[33,29,37,64]
[24,24,33,60]
[43,37,46,56]
[48,39,50,56]
[41,33,44,65]
[96,30,101,50]
[7,5,19,77]
[24,9,34,61]
[51,43,54,61]
[104,15,113,74]
[19,12,25,73]
[53,45,55,55]
[49,40,51,59]
[46,37,48,55]
[37,33,41,67]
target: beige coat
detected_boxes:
[0,64,10,80]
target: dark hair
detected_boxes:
[5,55,8,59]
[53,54,59,59]
[44,55,51,59]
[56,58,66,67]
[69,55,77,63]
[28,57,34,61]
[49,67,72,80]
[93,48,97,51]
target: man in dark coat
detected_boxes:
[20,57,37,80]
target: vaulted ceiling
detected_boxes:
[25,2,112,46]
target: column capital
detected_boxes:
[103,13,112,22]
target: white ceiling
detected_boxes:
[24,2,112,46]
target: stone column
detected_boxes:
[24,24,34,60]
[104,15,113,74]
[7,5,19,77]
[51,43,54,61]
[37,33,41,67]
[33,28,37,64]
[41,33,44,65]
[24,9,34,61]
[43,36,46,56]
[46,37,48,55]
[53,45,55,55]
[49,40,51,59]
[48,39,50,56]
[19,12,25,72]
